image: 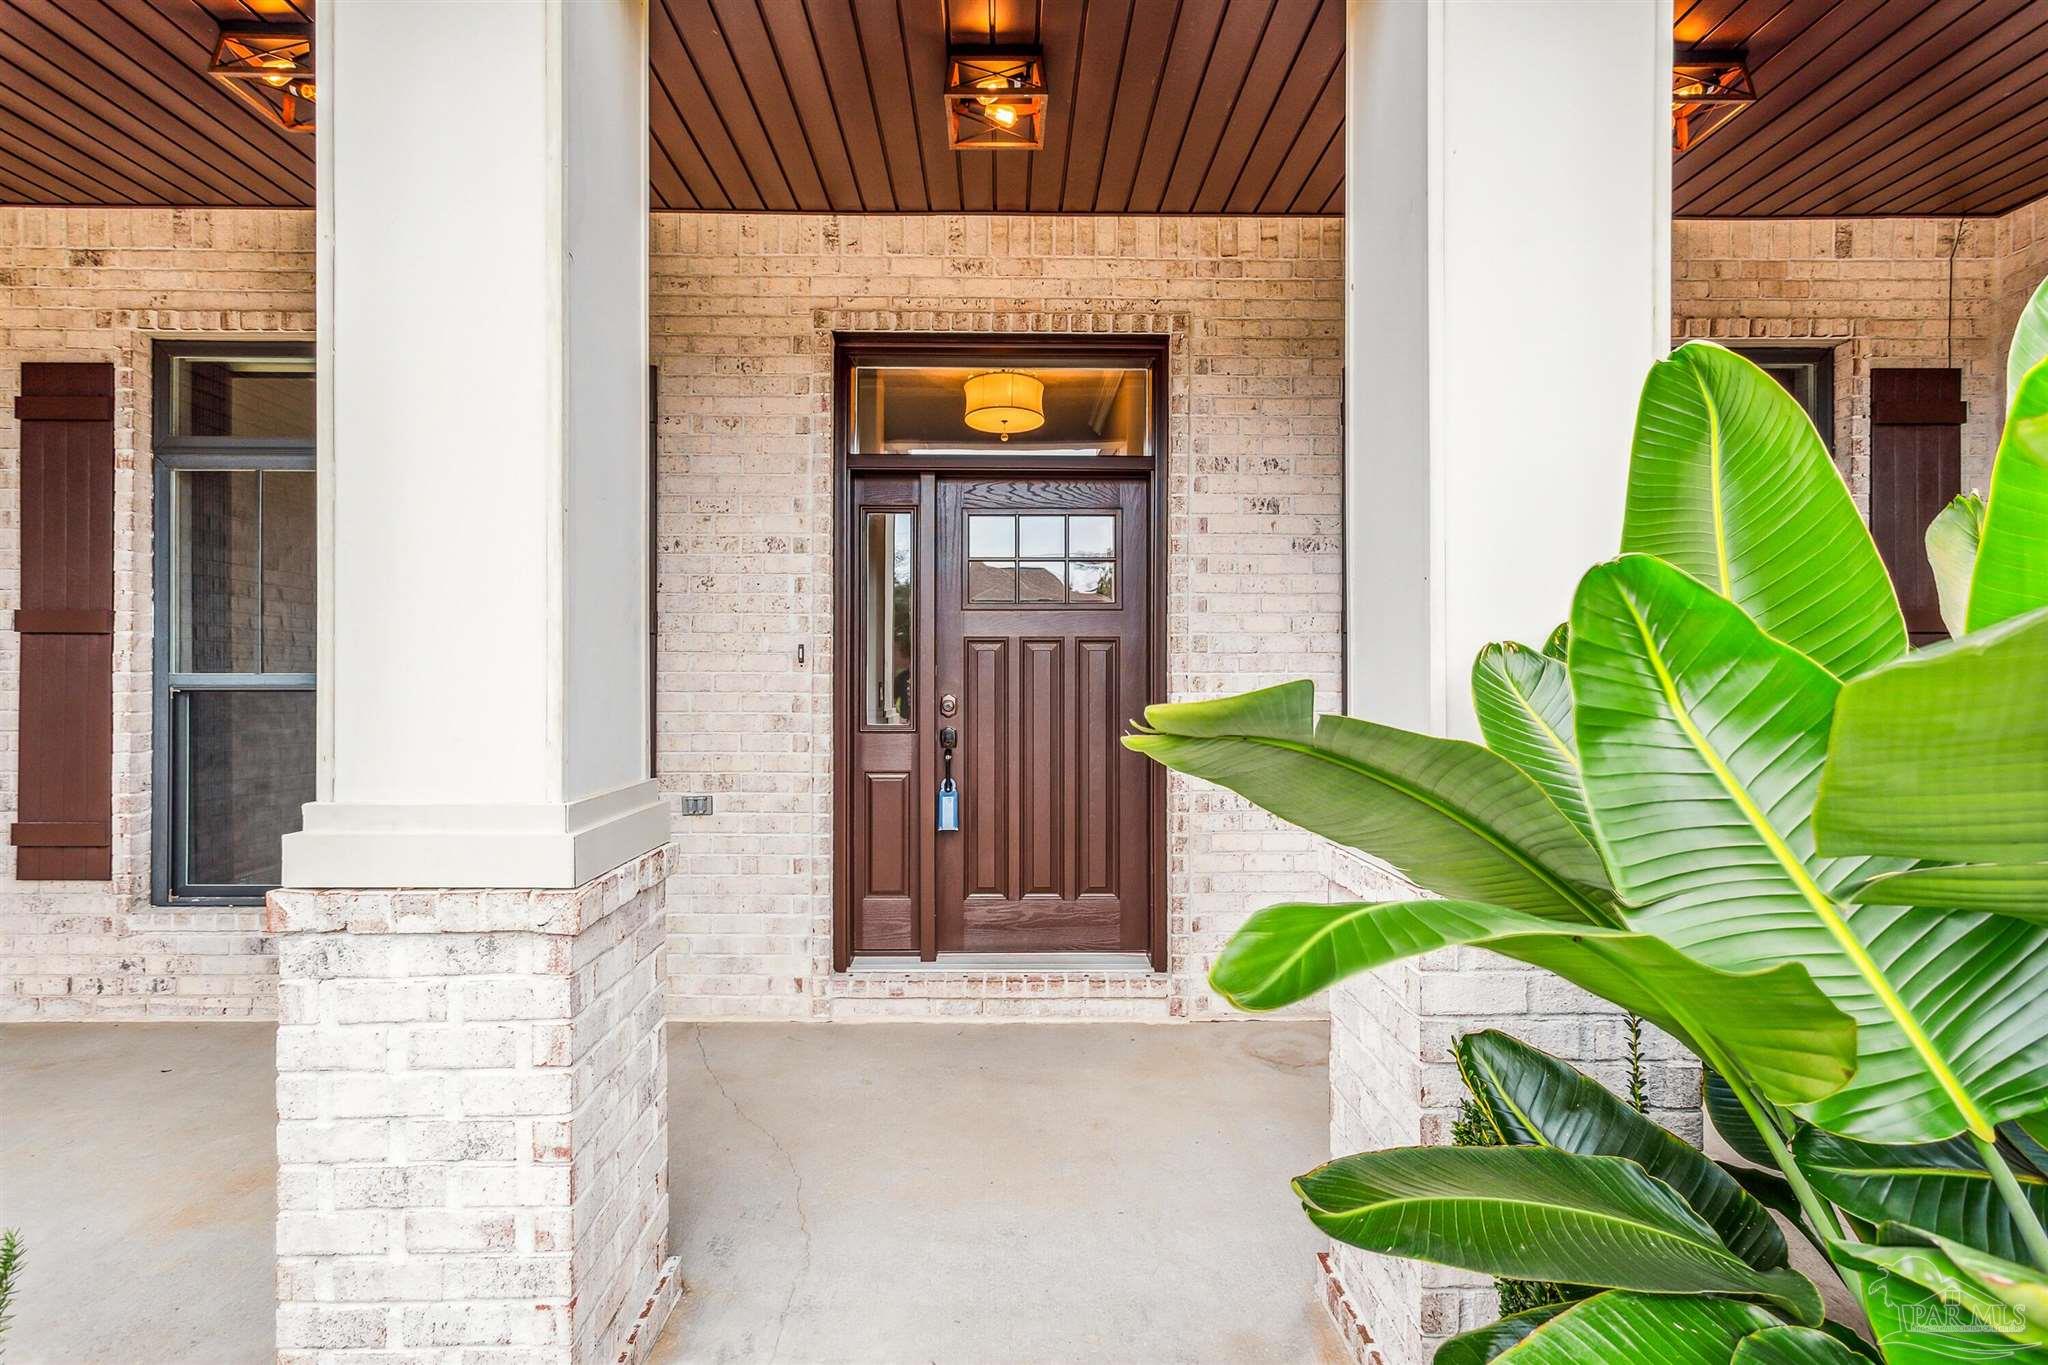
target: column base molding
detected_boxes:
[280,780,667,890]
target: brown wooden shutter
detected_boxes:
[1870,367,1966,647]
[13,362,115,879]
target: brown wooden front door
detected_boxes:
[840,471,1156,963]
[934,476,1153,955]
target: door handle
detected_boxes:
[936,726,960,832]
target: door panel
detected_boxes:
[934,477,1152,954]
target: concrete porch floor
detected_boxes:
[0,1019,1340,1364]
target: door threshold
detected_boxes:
[847,952,1159,974]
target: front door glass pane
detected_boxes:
[863,512,914,727]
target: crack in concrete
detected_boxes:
[692,1027,813,1365]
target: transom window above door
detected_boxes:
[851,365,1150,457]
[965,512,1118,605]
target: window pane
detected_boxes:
[968,561,1016,603]
[967,515,1015,557]
[851,366,1150,457]
[261,471,317,673]
[1068,560,1116,603]
[175,470,262,673]
[862,513,914,727]
[1018,561,1065,603]
[1069,515,1115,558]
[1017,516,1064,557]
[181,689,314,887]
[169,355,314,439]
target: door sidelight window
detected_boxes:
[863,511,915,728]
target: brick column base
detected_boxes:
[268,848,677,1364]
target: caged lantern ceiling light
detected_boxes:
[209,22,316,133]
[946,48,1047,151]
[1672,48,1757,152]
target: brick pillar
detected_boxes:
[269,848,677,1363]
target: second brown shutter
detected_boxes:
[13,362,115,880]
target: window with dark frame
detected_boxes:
[151,343,316,904]
[1730,345,1836,453]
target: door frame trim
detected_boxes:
[831,332,1170,972]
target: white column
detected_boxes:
[1329,4,1675,1359]
[285,0,662,889]
[1344,0,1671,739]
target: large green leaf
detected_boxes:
[1795,1129,2048,1266]
[1295,1146,1823,1324]
[1622,342,1905,678]
[1209,899,1854,1104]
[1473,643,1593,842]
[2010,275,2048,412]
[1458,1029,1787,1269]
[1488,1291,1782,1363]
[1434,1304,1568,1365]
[1816,604,2048,864]
[1125,682,1615,924]
[1969,361,2048,631]
[1853,864,2048,920]
[1939,1237,2048,1340]
[1571,554,2048,1143]
[1732,1326,1873,1365]
[1928,493,1986,639]
[1834,1241,2048,1351]
[1857,1263,2048,1364]
[1708,1069,1784,1169]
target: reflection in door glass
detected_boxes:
[864,513,914,727]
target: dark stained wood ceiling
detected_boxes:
[1674,0,2048,218]
[649,0,1347,213]
[5,1,2048,219]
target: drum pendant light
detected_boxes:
[962,370,1045,441]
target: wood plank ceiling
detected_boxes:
[1674,0,2048,217]
[4,0,2048,218]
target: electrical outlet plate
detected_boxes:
[679,795,712,816]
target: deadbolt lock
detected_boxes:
[939,693,958,717]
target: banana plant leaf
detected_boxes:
[1622,342,1905,679]
[1720,1162,1831,1259]
[1708,1068,1786,1169]
[2012,275,2048,405]
[1927,493,1986,640]
[2007,1123,2048,1177]
[1816,604,2048,864]
[1833,1241,2048,1351]
[1485,1291,1783,1363]
[1732,1326,1873,1365]
[1433,1304,1568,1365]
[1458,1029,1787,1269]
[1938,1237,2048,1340]
[1125,682,1616,923]
[1795,1129,2048,1267]
[1473,644,1593,842]
[1856,1263,2048,1365]
[1294,1146,1823,1324]
[1852,863,2048,920]
[1968,360,2048,632]
[1571,554,2048,1144]
[1543,623,1570,661]
[1208,899,1855,1104]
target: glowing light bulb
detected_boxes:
[990,104,1018,128]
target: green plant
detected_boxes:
[1127,279,2048,1361]
[0,1228,20,1350]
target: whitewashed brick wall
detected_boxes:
[650,214,1346,1020]
[0,207,311,1019]
[269,850,676,1365]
